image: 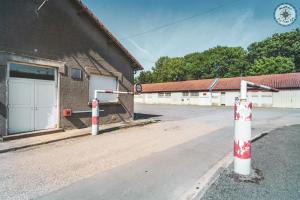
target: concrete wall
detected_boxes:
[0,0,135,136]
[135,90,300,108]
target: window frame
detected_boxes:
[190,92,199,97]
[158,92,165,98]
[182,92,189,97]
[164,92,171,98]
[70,68,83,80]
[9,62,56,81]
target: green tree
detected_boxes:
[152,56,186,82]
[184,46,249,79]
[136,71,154,84]
[135,29,299,83]
[248,56,295,75]
[247,28,300,71]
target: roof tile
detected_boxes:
[141,73,300,93]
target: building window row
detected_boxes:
[190,92,199,97]
[182,91,200,97]
[158,92,171,98]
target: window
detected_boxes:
[165,92,171,97]
[182,92,189,97]
[9,63,55,81]
[190,92,199,97]
[71,68,82,80]
[158,92,171,98]
[89,75,118,102]
[158,93,164,98]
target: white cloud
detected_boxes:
[128,39,153,58]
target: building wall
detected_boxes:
[0,0,135,136]
[135,90,300,108]
[273,90,300,108]
[0,61,7,136]
[135,92,211,106]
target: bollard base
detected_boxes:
[234,158,251,175]
[230,168,264,184]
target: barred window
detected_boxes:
[182,92,189,97]
[158,93,164,97]
[190,92,199,97]
[165,92,171,97]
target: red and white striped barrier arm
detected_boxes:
[94,90,133,99]
[241,80,278,100]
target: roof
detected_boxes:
[142,78,215,93]
[141,73,300,93]
[73,0,143,70]
[213,73,300,91]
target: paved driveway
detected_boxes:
[135,103,300,130]
[1,104,299,200]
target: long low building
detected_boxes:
[135,73,300,108]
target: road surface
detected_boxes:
[38,104,299,200]
[0,104,299,200]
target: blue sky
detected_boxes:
[83,0,300,71]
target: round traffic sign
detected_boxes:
[135,83,142,93]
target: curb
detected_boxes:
[0,120,159,154]
[181,131,269,200]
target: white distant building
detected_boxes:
[135,73,300,108]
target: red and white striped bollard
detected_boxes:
[234,99,252,175]
[92,98,99,136]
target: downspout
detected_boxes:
[208,78,220,105]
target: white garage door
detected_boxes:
[8,63,57,134]
[89,75,118,102]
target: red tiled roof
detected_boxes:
[141,73,300,93]
[142,79,215,93]
[213,73,300,91]
[73,0,143,70]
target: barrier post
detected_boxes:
[233,80,277,175]
[91,98,99,136]
[234,97,252,175]
[91,89,135,136]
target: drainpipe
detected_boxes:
[209,78,220,105]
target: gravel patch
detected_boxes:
[201,125,300,200]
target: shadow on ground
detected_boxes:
[134,113,162,120]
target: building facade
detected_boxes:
[0,0,142,138]
[135,73,300,108]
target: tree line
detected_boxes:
[135,29,300,84]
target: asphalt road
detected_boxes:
[201,124,300,200]
[38,104,300,200]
